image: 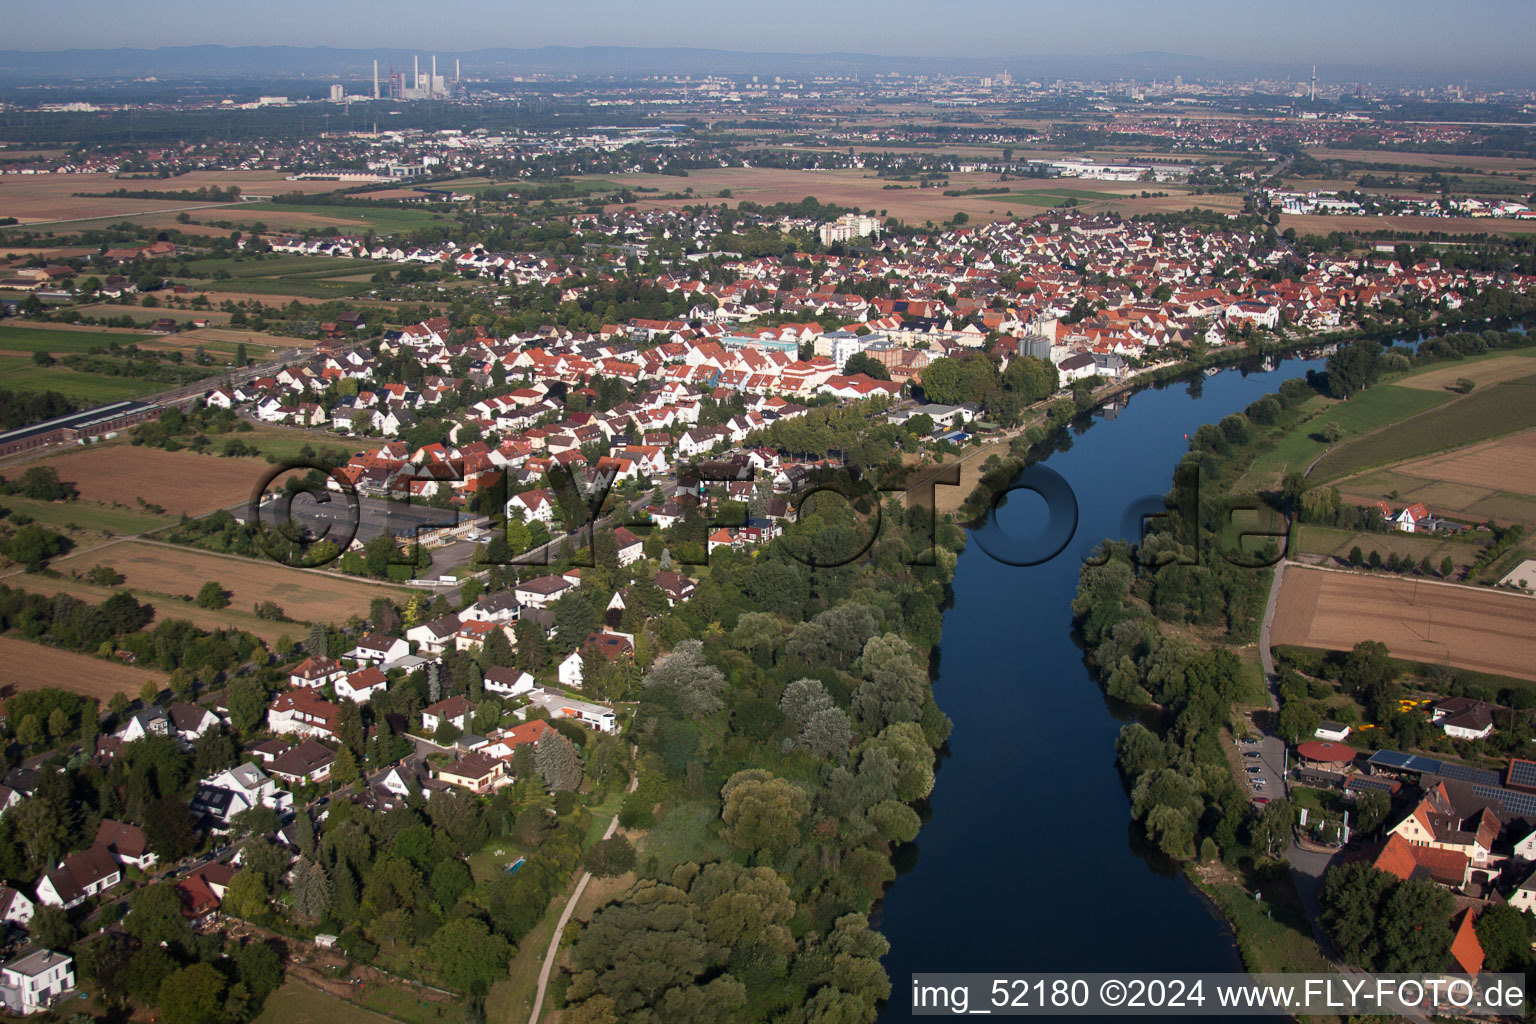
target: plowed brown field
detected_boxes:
[1271,564,1536,679]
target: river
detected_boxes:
[875,352,1330,1020]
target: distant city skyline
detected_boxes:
[5,0,1534,77]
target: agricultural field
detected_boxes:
[0,357,168,403]
[32,444,272,516]
[1303,149,1536,174]
[1332,428,1536,532]
[227,202,451,236]
[0,323,154,356]
[0,493,174,536]
[1310,372,1536,482]
[1292,523,1481,576]
[586,167,1211,225]
[0,634,165,699]
[1270,564,1536,681]
[1241,386,1453,493]
[1396,352,1536,392]
[0,170,346,228]
[49,539,404,628]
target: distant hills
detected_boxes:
[0,45,1524,89]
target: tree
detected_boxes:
[1440,556,1454,578]
[429,917,511,996]
[1380,878,1453,972]
[719,770,809,857]
[1352,789,1391,836]
[127,882,193,955]
[15,714,42,748]
[29,905,74,950]
[1348,545,1364,567]
[642,640,725,716]
[842,351,891,380]
[5,523,67,570]
[158,962,226,1024]
[332,746,360,787]
[1475,904,1535,972]
[290,858,332,919]
[584,836,637,877]
[195,581,229,609]
[141,679,160,705]
[1320,861,1396,967]
[226,676,269,733]
[535,732,583,791]
[1319,421,1344,443]
[221,870,269,919]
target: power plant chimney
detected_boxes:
[373,59,379,100]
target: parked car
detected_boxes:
[1245,765,1262,773]
[1253,797,1270,805]
[1244,752,1262,759]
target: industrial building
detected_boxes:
[0,401,160,458]
[375,56,461,101]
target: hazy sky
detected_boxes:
[8,0,1535,72]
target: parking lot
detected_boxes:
[258,491,461,548]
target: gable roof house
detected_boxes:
[266,690,339,740]
[406,615,462,655]
[267,739,337,786]
[288,656,346,689]
[35,846,121,909]
[422,696,476,734]
[435,751,507,794]
[335,667,390,703]
[93,819,155,871]
[168,702,220,740]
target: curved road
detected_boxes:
[527,768,639,1024]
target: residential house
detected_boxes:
[557,630,635,688]
[1433,698,1498,741]
[1372,832,1471,889]
[1387,782,1500,867]
[168,703,220,740]
[289,656,346,689]
[484,667,535,699]
[514,574,578,609]
[0,949,75,1015]
[0,888,33,928]
[335,667,389,703]
[612,527,644,566]
[267,740,337,786]
[406,615,462,655]
[116,708,170,742]
[435,752,507,794]
[93,820,154,871]
[176,863,234,925]
[190,763,290,827]
[35,847,121,909]
[266,690,339,739]
[346,634,410,666]
[523,686,618,733]
[422,696,476,734]
[655,570,698,606]
[460,591,522,625]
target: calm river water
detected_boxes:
[876,352,1330,1020]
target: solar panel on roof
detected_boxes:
[1347,776,1396,793]
[1367,750,1444,774]
[1473,784,1536,818]
[1437,762,1501,786]
[1509,760,1536,790]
